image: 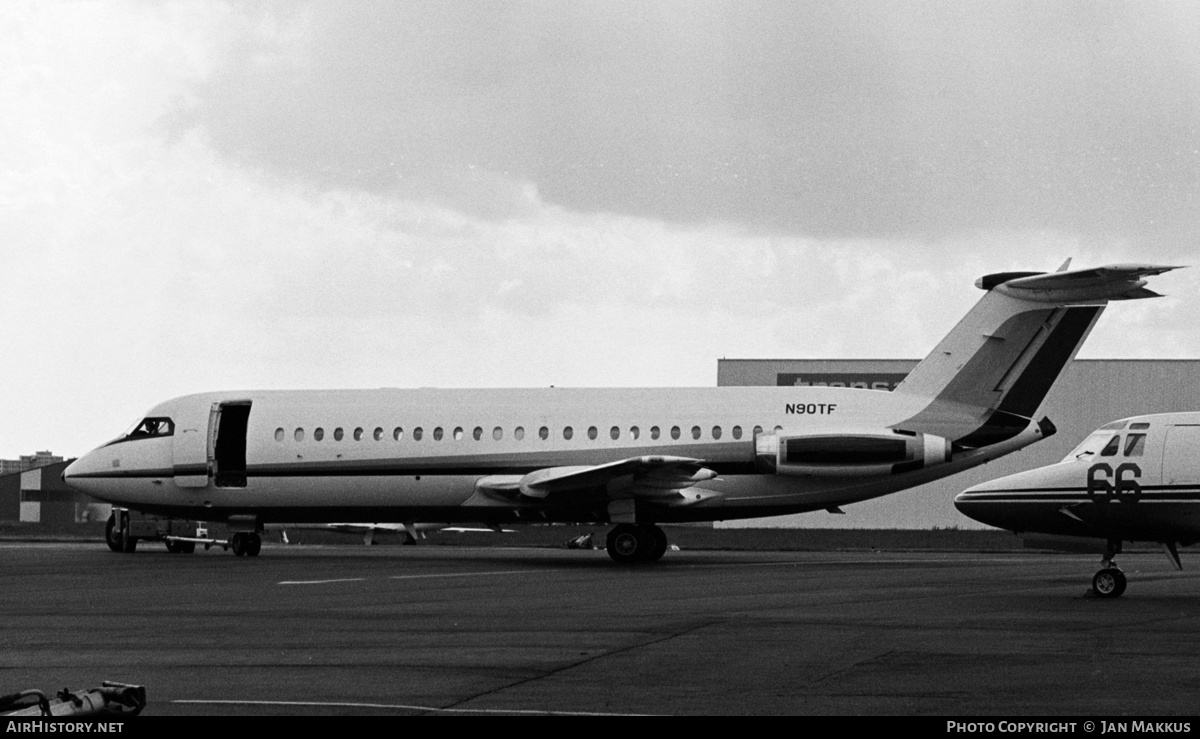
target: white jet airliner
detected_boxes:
[64,263,1179,563]
[956,411,1200,598]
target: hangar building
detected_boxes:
[716,359,1200,529]
[0,460,108,530]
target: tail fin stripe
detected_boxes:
[994,306,1101,418]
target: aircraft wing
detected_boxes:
[476,456,722,506]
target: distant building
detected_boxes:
[0,459,108,528]
[0,450,64,476]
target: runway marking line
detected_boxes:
[387,568,554,581]
[278,569,561,586]
[276,557,1038,586]
[172,699,648,716]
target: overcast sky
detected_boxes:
[2,0,1197,461]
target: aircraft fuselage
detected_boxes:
[956,412,1200,544]
[64,385,1036,525]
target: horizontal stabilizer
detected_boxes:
[1112,287,1164,300]
[978,263,1184,304]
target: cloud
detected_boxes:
[172,1,1200,245]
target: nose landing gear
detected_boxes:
[1091,567,1127,598]
[1091,540,1127,598]
[230,532,262,557]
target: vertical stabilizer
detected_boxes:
[893,264,1181,446]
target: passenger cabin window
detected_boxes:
[314,428,325,441]
[539,426,549,440]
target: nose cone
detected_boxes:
[954,479,1003,527]
[61,450,103,494]
[62,456,83,485]
[955,462,1078,531]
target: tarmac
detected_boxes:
[3,540,1199,716]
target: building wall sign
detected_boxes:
[776,373,909,391]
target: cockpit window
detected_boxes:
[1099,435,1121,457]
[128,417,174,439]
[1065,431,1115,462]
[1124,433,1146,457]
[107,416,175,447]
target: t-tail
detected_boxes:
[892,263,1183,449]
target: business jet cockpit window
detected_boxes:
[1124,433,1147,457]
[121,417,175,441]
[1065,431,1116,462]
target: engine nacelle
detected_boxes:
[755,428,951,477]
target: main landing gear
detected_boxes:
[1091,539,1127,598]
[606,524,669,564]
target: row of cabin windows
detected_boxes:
[274,424,776,444]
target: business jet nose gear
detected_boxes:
[1091,540,1128,598]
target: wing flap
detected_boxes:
[476,456,720,503]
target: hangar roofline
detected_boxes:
[718,358,1200,362]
